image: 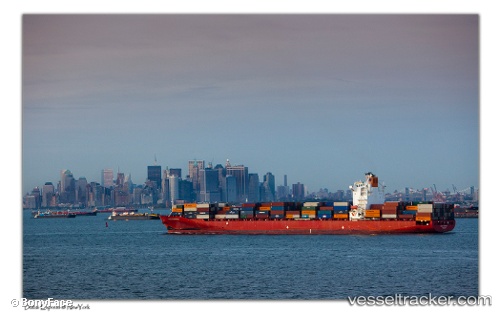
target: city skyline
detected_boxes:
[22,14,479,196]
[23,158,478,197]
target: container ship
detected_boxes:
[160,172,455,234]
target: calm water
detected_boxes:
[23,210,478,300]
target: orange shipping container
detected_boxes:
[172,208,183,213]
[184,203,198,208]
[259,206,271,211]
[302,213,316,217]
[416,212,431,221]
[334,213,349,219]
[406,206,418,211]
[365,210,381,218]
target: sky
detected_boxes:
[21,14,479,195]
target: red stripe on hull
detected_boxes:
[160,216,455,234]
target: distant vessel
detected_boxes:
[160,172,455,234]
[33,210,76,219]
[97,207,138,213]
[70,209,98,216]
[108,211,160,220]
[453,205,478,218]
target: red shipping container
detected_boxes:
[398,214,414,220]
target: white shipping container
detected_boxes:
[225,214,239,219]
[303,202,320,207]
[334,202,349,206]
[381,214,397,219]
[197,203,210,208]
[418,208,433,213]
[196,214,210,219]
[184,207,197,212]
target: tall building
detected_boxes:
[292,182,305,201]
[262,172,275,202]
[188,160,205,193]
[225,175,237,203]
[169,176,180,204]
[199,167,221,202]
[277,174,290,201]
[59,169,75,204]
[101,169,114,188]
[248,173,260,202]
[116,172,125,187]
[147,165,162,190]
[167,168,182,178]
[226,164,248,202]
[75,177,88,207]
[42,182,55,207]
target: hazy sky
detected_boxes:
[22,14,479,194]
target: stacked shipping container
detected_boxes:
[333,202,349,219]
[168,201,452,222]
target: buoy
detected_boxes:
[105,222,108,228]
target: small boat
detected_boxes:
[97,207,138,213]
[108,211,160,220]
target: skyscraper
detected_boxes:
[226,164,248,202]
[60,169,75,204]
[262,172,275,202]
[199,167,221,202]
[248,173,260,202]
[147,165,162,190]
[75,177,88,207]
[188,160,205,193]
[101,169,114,188]
[292,182,305,201]
[169,175,180,204]
[42,182,54,207]
[225,175,237,203]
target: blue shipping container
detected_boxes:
[271,214,285,219]
[333,206,348,212]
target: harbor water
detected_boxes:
[23,209,478,300]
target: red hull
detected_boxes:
[160,216,455,234]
